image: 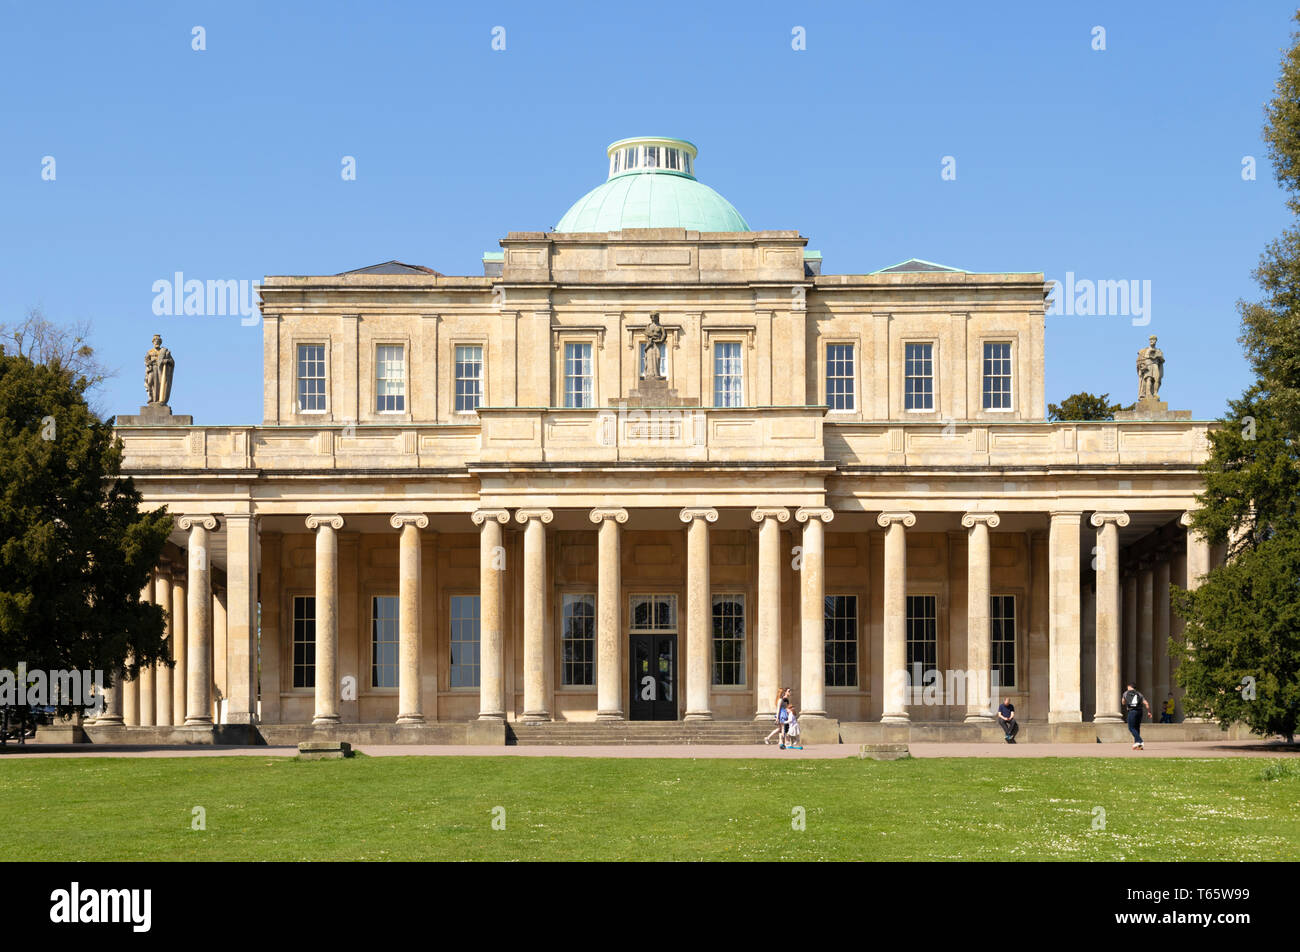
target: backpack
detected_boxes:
[1124,689,1143,711]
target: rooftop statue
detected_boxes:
[145,334,174,406]
[1137,335,1163,400]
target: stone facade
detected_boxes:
[101,179,1215,737]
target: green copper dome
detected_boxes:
[554,137,750,233]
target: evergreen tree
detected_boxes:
[1047,391,1130,421]
[1173,14,1300,742]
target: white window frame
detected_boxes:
[560,593,596,687]
[903,340,937,413]
[370,594,399,690]
[374,342,407,414]
[982,339,1014,413]
[295,342,329,415]
[825,341,857,413]
[453,342,485,415]
[712,340,745,408]
[449,593,481,690]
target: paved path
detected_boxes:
[1,739,1294,759]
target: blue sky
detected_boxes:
[2,1,1294,423]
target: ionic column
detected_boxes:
[306,514,344,726]
[473,509,511,720]
[122,654,139,726]
[1048,511,1083,722]
[590,508,628,720]
[680,507,718,721]
[154,570,173,727]
[1180,511,1213,721]
[179,515,217,726]
[391,513,429,724]
[751,507,791,720]
[1137,558,1154,697]
[171,571,187,726]
[1153,552,1172,708]
[516,509,554,722]
[225,514,259,725]
[878,511,915,723]
[138,572,156,726]
[1090,511,1130,722]
[962,512,999,722]
[100,668,125,725]
[794,507,834,719]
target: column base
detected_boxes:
[1048,712,1083,723]
[1092,714,1124,724]
[312,715,341,726]
[683,712,713,722]
[595,711,625,721]
[396,714,426,725]
[477,712,505,721]
[963,712,994,724]
[96,715,124,726]
[521,712,551,724]
[880,712,910,724]
[184,716,213,727]
[799,709,827,719]
[753,711,777,722]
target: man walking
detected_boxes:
[1121,683,1152,749]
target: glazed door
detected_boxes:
[629,633,677,720]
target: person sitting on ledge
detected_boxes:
[996,697,1019,743]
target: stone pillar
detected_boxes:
[154,571,173,727]
[171,572,187,726]
[1153,553,1172,710]
[590,508,628,721]
[100,668,125,725]
[179,516,217,726]
[1122,572,1137,692]
[1180,510,1213,721]
[225,515,259,725]
[306,515,344,726]
[878,511,915,723]
[1048,511,1083,722]
[391,513,429,724]
[962,512,999,722]
[1168,545,1187,720]
[680,507,718,721]
[516,509,554,723]
[1136,560,1154,697]
[1090,511,1129,722]
[138,572,156,726]
[122,655,139,726]
[751,507,791,720]
[796,508,835,719]
[473,509,511,720]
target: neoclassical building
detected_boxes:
[93,137,1220,744]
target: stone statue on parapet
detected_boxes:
[1137,335,1163,400]
[144,334,174,406]
[642,313,666,380]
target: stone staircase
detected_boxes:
[507,720,778,746]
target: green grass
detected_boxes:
[1,755,1296,861]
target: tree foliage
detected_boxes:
[1047,391,1130,421]
[0,348,171,704]
[1174,14,1300,742]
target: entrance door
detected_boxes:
[629,633,677,721]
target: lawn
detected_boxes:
[1,754,1296,861]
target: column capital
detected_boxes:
[1090,510,1130,528]
[1049,510,1084,524]
[589,508,629,524]
[795,507,835,524]
[515,508,554,525]
[679,507,719,524]
[177,514,219,531]
[305,514,345,531]
[1179,510,1199,528]
[961,512,1000,529]
[876,510,915,528]
[471,509,511,526]
[389,513,429,530]
[751,507,791,524]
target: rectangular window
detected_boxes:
[906,594,938,685]
[826,343,855,411]
[455,344,483,412]
[292,596,315,689]
[991,594,1016,689]
[644,146,660,168]
[629,594,677,631]
[297,344,326,412]
[561,594,596,686]
[450,595,481,688]
[983,341,1012,410]
[713,341,743,407]
[904,342,934,411]
[371,596,399,688]
[824,594,858,687]
[563,341,593,408]
[375,344,405,413]
[711,594,745,685]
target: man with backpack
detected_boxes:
[1121,683,1152,749]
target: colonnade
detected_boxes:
[97,505,1213,728]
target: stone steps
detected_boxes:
[507,722,777,746]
